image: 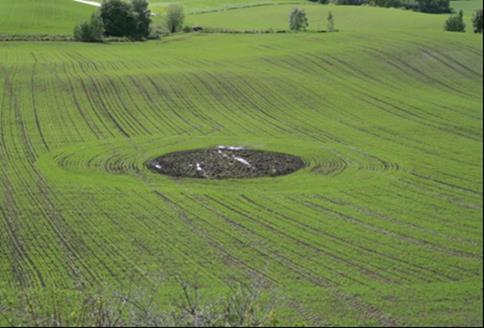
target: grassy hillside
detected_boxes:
[0,0,482,326]
[186,4,447,31]
[0,0,95,35]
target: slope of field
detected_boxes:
[187,3,445,31]
[0,0,96,35]
[149,0,305,14]
[0,26,482,325]
[187,1,483,32]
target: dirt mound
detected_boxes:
[148,146,305,179]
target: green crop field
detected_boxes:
[0,0,95,35]
[0,0,482,326]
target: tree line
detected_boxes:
[74,0,186,42]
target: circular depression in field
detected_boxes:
[148,146,305,179]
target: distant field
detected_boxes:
[186,4,446,31]
[1,0,482,35]
[0,0,95,35]
[0,0,482,326]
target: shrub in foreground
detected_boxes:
[0,280,276,327]
[445,10,466,32]
[472,9,483,33]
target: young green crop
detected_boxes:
[0,0,482,326]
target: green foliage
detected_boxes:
[445,10,466,32]
[472,9,483,33]
[99,0,151,40]
[332,0,368,6]
[289,7,309,31]
[327,11,335,32]
[100,0,135,37]
[74,12,105,42]
[131,0,152,40]
[367,0,451,12]
[166,4,185,33]
[416,0,451,13]
[368,0,403,8]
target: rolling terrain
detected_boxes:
[0,0,482,326]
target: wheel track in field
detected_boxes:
[336,191,482,260]
[1,65,132,288]
[58,63,105,139]
[289,195,463,282]
[30,53,50,152]
[12,95,102,287]
[268,51,481,143]
[302,52,481,142]
[242,193,462,283]
[155,192,281,284]
[360,46,478,99]
[183,195,397,326]
[202,193,375,286]
[166,191,357,286]
[1,66,95,288]
[238,194,413,283]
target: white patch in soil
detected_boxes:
[196,163,208,177]
[154,164,162,170]
[233,156,251,167]
[217,145,245,151]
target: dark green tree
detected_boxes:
[289,8,308,31]
[100,0,135,37]
[131,0,152,39]
[416,0,450,13]
[472,9,483,33]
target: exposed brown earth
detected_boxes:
[148,146,305,179]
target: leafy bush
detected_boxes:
[472,9,483,33]
[100,0,135,37]
[99,0,151,40]
[74,12,105,42]
[166,4,185,33]
[131,0,152,39]
[445,10,466,32]
[289,8,309,31]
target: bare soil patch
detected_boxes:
[148,146,305,179]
